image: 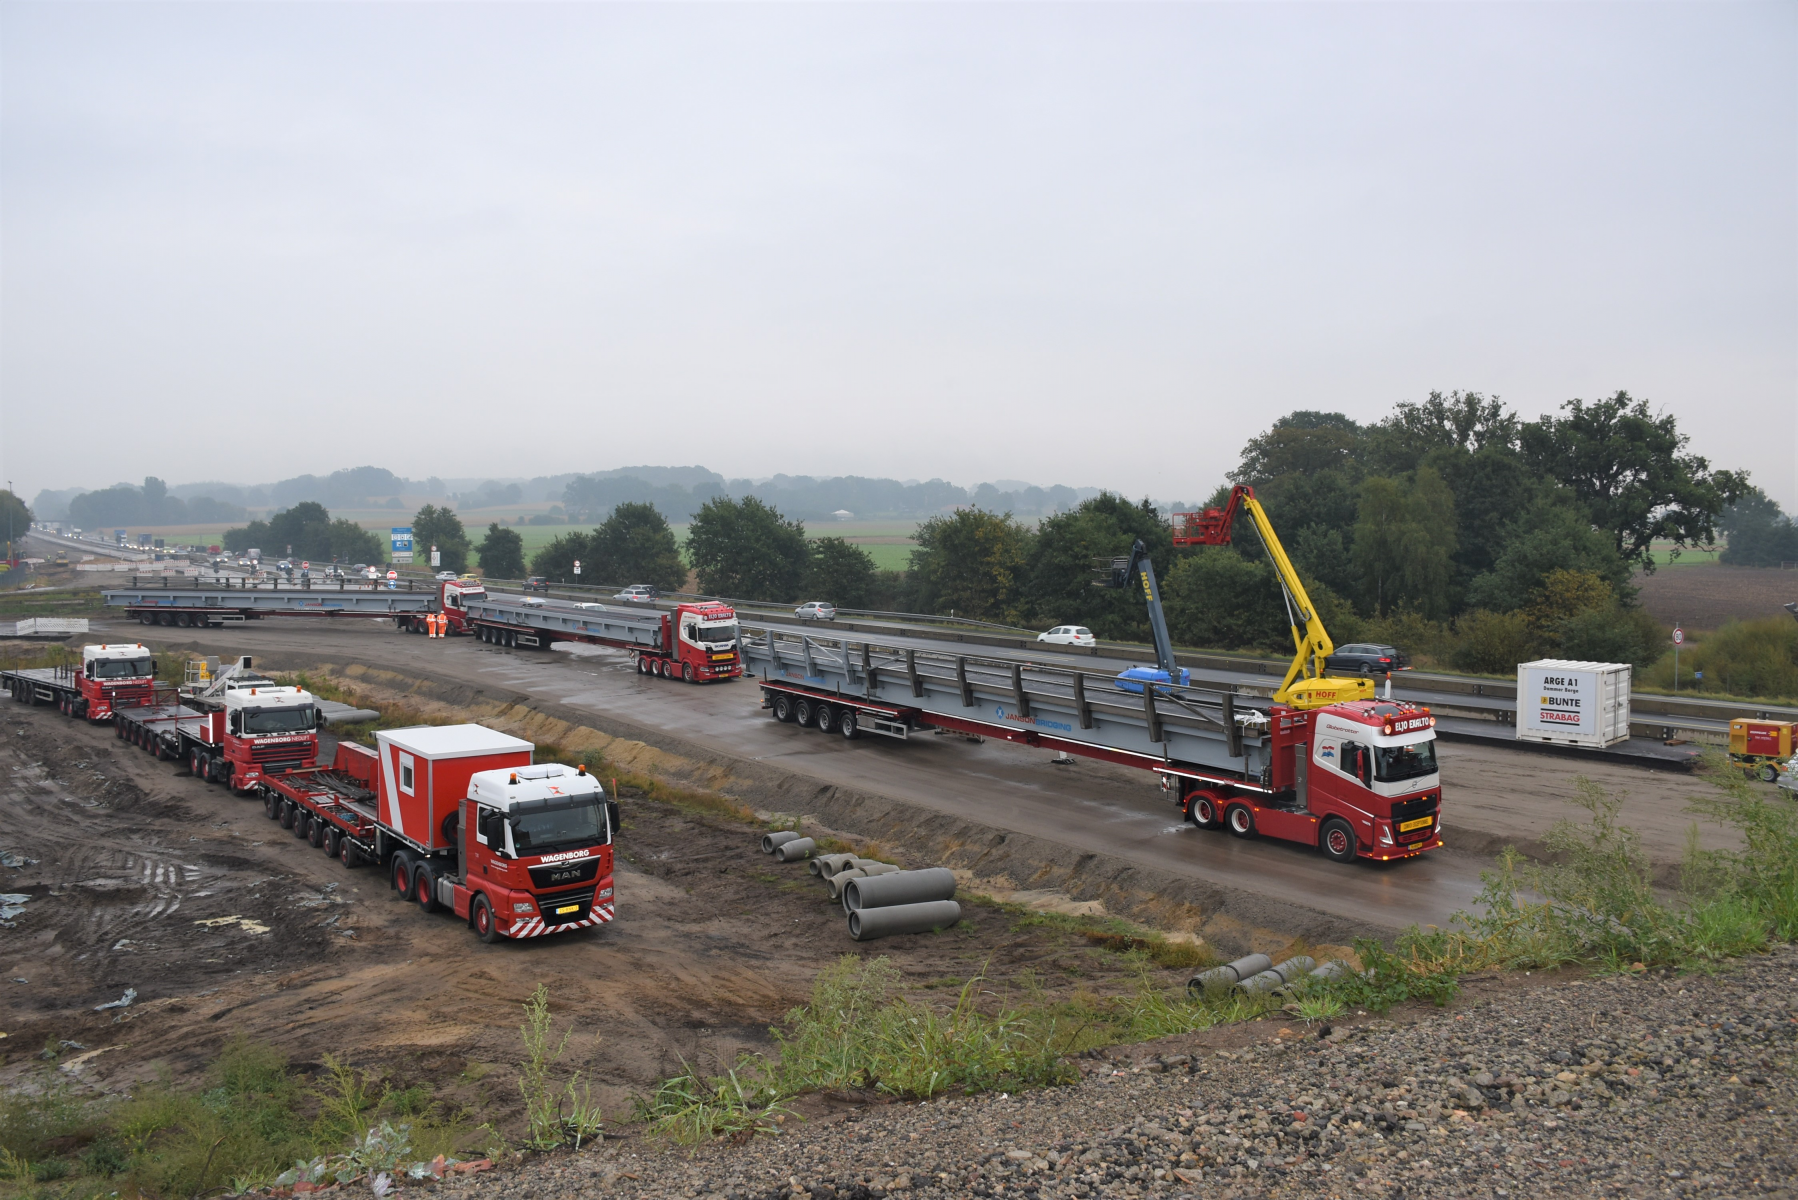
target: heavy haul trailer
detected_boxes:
[111,659,322,792]
[104,583,434,627]
[412,578,743,682]
[260,727,618,943]
[2,643,156,720]
[741,631,1442,863]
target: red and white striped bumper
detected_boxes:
[506,902,614,939]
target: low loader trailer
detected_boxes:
[3,643,157,720]
[408,578,743,682]
[105,579,435,627]
[111,659,322,793]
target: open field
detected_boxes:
[1633,561,1798,630]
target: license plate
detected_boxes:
[556,904,579,915]
[1398,816,1434,833]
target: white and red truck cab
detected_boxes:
[113,669,320,792]
[1181,699,1442,862]
[1,642,156,719]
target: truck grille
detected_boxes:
[1391,793,1440,842]
[528,857,601,890]
[251,742,311,773]
[533,885,595,926]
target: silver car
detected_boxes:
[795,601,837,620]
[614,584,658,603]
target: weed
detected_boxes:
[1082,931,1217,971]
[515,983,603,1150]
[637,1058,788,1144]
[313,1052,379,1144]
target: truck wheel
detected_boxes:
[309,816,328,848]
[471,894,499,943]
[773,694,795,722]
[325,828,343,858]
[1320,818,1357,863]
[391,852,415,897]
[815,704,836,734]
[636,656,650,675]
[414,863,441,912]
[682,662,695,683]
[294,812,313,840]
[265,793,280,820]
[1759,763,1779,783]
[339,837,361,868]
[1225,804,1256,839]
[1187,794,1224,830]
[840,710,861,740]
[278,800,295,829]
[795,698,814,727]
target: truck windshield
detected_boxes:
[1374,741,1438,783]
[694,623,737,645]
[243,706,315,734]
[93,658,153,679]
[511,802,606,853]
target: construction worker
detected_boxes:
[432,611,444,638]
[427,611,439,638]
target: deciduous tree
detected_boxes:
[591,501,686,591]
[476,523,526,580]
[909,508,1031,624]
[686,496,808,600]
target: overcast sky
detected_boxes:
[2,2,1793,512]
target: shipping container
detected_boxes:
[1515,660,1632,749]
[375,725,534,852]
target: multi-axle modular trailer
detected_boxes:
[740,629,1443,863]
[105,582,434,627]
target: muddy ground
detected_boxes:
[0,699,1209,1133]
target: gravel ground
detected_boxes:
[435,946,1798,1200]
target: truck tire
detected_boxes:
[1225,803,1256,839]
[637,656,650,675]
[471,894,500,943]
[1760,763,1779,783]
[325,827,343,858]
[391,852,415,897]
[682,662,695,682]
[814,704,836,734]
[1187,794,1224,830]
[773,694,795,722]
[339,836,362,868]
[294,812,313,841]
[414,863,441,912]
[840,710,861,740]
[264,792,280,820]
[795,698,814,727]
[309,816,328,848]
[1320,818,1357,863]
[278,800,296,828]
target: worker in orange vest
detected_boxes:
[428,611,440,638]
[433,611,444,638]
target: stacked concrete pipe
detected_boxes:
[848,900,961,942]
[842,867,957,913]
[761,831,802,854]
[773,837,816,863]
[831,861,900,904]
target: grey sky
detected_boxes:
[3,2,1793,511]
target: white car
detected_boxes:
[1038,625,1096,647]
[614,584,658,603]
[795,601,837,621]
[435,570,458,581]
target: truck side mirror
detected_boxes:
[605,800,620,841]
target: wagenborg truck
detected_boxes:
[2,643,157,719]
[9,647,617,944]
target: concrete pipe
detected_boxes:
[1187,953,1274,994]
[810,852,858,878]
[1235,956,1319,995]
[774,837,817,863]
[826,868,866,901]
[851,861,900,877]
[843,867,957,913]
[1309,959,1352,981]
[848,900,962,942]
[761,831,802,854]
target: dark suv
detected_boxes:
[1324,643,1411,677]
[523,577,549,593]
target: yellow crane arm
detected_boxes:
[1171,485,1372,710]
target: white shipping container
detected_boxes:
[8,618,90,637]
[1515,659,1632,748]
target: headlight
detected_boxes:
[513,900,537,914]
[1377,825,1394,845]
[596,887,614,900]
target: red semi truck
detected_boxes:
[398,579,743,682]
[2,643,157,720]
[258,725,617,942]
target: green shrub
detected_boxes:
[1450,609,1534,674]
[1638,617,1798,701]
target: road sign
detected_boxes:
[431,545,441,568]
[573,559,581,576]
[391,526,414,564]
[1672,627,1684,645]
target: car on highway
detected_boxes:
[363,566,381,580]
[614,584,659,603]
[435,570,458,581]
[795,601,838,621]
[1037,625,1096,647]
[1323,643,1411,677]
[524,576,549,593]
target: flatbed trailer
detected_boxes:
[105,581,435,627]
[740,626,1444,863]
[3,643,157,719]
[110,670,321,792]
